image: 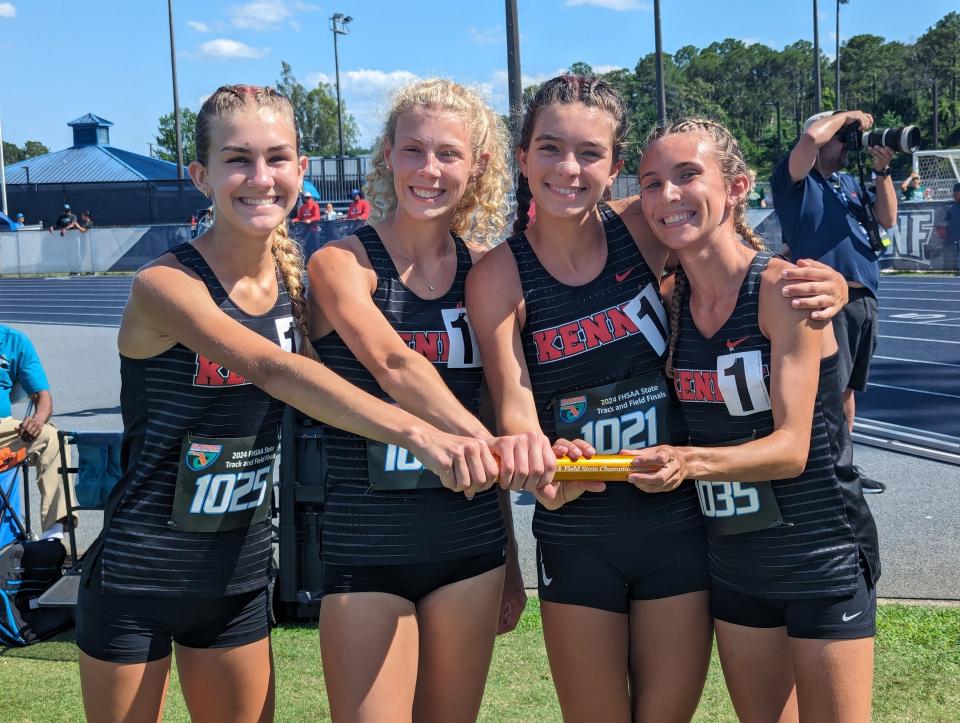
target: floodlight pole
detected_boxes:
[505,0,522,138]
[330,13,352,160]
[0,114,7,216]
[167,0,184,179]
[813,0,822,112]
[654,0,667,127]
[835,0,849,110]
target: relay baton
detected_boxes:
[553,454,661,481]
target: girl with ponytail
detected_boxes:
[77,84,498,722]
[627,118,878,722]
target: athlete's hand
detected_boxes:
[781,259,849,321]
[533,438,605,510]
[489,432,557,495]
[623,445,687,493]
[498,544,527,635]
[416,432,499,499]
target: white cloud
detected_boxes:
[187,20,210,32]
[564,0,648,9]
[198,38,269,60]
[231,0,291,30]
[592,64,625,74]
[469,26,502,44]
[0,3,15,19]
[343,69,421,94]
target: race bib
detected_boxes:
[440,308,481,368]
[552,370,674,453]
[694,435,784,535]
[170,433,277,533]
[716,350,771,417]
[366,440,443,490]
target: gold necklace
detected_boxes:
[397,236,452,292]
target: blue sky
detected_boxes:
[1,0,956,155]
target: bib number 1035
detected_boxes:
[695,480,760,518]
[580,408,657,454]
[189,465,271,515]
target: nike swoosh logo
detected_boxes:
[726,336,749,350]
[540,550,553,586]
[615,266,636,283]
[841,611,863,622]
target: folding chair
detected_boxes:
[57,430,123,561]
[0,462,31,549]
[38,430,123,607]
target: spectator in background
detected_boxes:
[13,213,25,230]
[49,204,86,235]
[295,190,321,224]
[0,325,77,544]
[900,171,927,201]
[747,168,767,208]
[346,188,371,220]
[323,202,339,220]
[80,210,94,230]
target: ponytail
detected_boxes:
[665,266,688,379]
[513,174,534,234]
[270,221,312,357]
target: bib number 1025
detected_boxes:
[580,408,657,454]
[189,465,272,515]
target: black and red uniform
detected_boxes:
[672,250,880,639]
[77,242,295,662]
[313,226,505,601]
[510,203,706,613]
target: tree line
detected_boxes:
[152,11,959,180]
[567,11,960,176]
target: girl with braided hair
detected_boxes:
[627,118,878,722]
[469,74,852,721]
[76,84,500,722]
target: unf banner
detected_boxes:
[883,201,959,272]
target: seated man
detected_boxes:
[0,325,76,542]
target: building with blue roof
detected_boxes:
[3,114,203,226]
[5,114,185,184]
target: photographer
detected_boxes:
[771,110,898,495]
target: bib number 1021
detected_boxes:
[695,480,759,518]
[189,465,271,515]
[580,408,657,454]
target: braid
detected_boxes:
[641,117,766,251]
[270,221,311,356]
[665,266,688,379]
[734,204,765,251]
[513,174,533,234]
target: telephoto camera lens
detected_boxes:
[859,126,921,153]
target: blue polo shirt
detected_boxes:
[771,157,880,297]
[0,326,49,418]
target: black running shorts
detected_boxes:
[536,527,710,614]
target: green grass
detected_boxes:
[1,601,958,722]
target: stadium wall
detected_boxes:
[0,207,955,276]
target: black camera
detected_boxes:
[840,122,921,153]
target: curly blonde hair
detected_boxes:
[365,79,511,246]
[195,84,310,352]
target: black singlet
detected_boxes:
[510,203,702,545]
[313,225,506,565]
[97,243,293,597]
[673,250,864,598]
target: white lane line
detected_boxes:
[879,334,960,345]
[874,356,960,369]
[0,311,122,318]
[882,296,960,301]
[867,382,960,401]
[882,319,960,328]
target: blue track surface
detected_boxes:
[1,273,957,439]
